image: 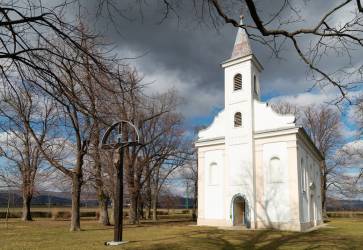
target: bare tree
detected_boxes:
[0,1,115,122]
[0,82,56,221]
[354,94,363,139]
[106,75,188,224]
[303,105,344,215]
[272,102,343,215]
[148,145,190,221]
[18,39,101,231]
[136,92,186,221]
[348,94,363,181]
[326,133,362,203]
[270,101,299,119]
[180,149,198,221]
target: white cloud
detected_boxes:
[339,122,359,139]
[336,140,363,168]
[268,91,335,107]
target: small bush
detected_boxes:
[327,212,363,218]
[52,210,71,220]
[156,210,169,216]
[80,211,96,218]
[0,211,21,219]
[31,211,52,218]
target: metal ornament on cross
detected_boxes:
[100,120,141,246]
[101,120,140,150]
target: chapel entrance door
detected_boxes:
[233,196,246,226]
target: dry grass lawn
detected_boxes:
[0,218,362,249]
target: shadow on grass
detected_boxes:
[240,229,355,250]
[126,226,353,250]
[127,228,241,250]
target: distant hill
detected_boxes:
[0,191,97,207]
[0,190,195,209]
[6,191,359,211]
[327,197,363,211]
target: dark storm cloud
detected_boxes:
[79,0,361,118]
[89,1,233,88]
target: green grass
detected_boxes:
[0,218,362,250]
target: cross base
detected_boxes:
[105,241,129,246]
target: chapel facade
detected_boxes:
[195,19,323,231]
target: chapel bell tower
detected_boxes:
[221,16,263,228]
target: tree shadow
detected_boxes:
[240,229,352,250]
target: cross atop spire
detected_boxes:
[230,16,252,59]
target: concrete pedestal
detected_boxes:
[105,241,129,246]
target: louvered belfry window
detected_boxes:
[233,74,242,91]
[234,112,242,127]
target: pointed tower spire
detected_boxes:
[231,15,252,59]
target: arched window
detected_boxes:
[209,162,218,185]
[269,157,282,183]
[253,75,258,95]
[234,112,242,127]
[233,74,242,91]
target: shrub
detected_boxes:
[52,210,71,220]
[0,211,21,218]
[80,211,96,218]
[327,211,363,218]
[31,211,52,218]
[156,210,169,216]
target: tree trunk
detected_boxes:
[322,173,328,218]
[146,200,151,220]
[95,166,110,225]
[98,195,110,225]
[129,193,139,224]
[145,167,152,220]
[21,194,32,221]
[110,198,115,224]
[192,178,198,221]
[70,174,82,231]
[92,123,110,226]
[320,161,328,219]
[152,194,158,221]
[138,196,144,220]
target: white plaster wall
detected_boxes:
[204,150,225,219]
[225,143,254,225]
[229,143,253,186]
[298,141,322,224]
[198,110,225,140]
[223,57,257,226]
[297,148,306,223]
[254,101,295,132]
[314,161,322,222]
[299,148,309,223]
[262,142,290,223]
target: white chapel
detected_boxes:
[195,19,323,231]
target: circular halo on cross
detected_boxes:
[100,120,141,150]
